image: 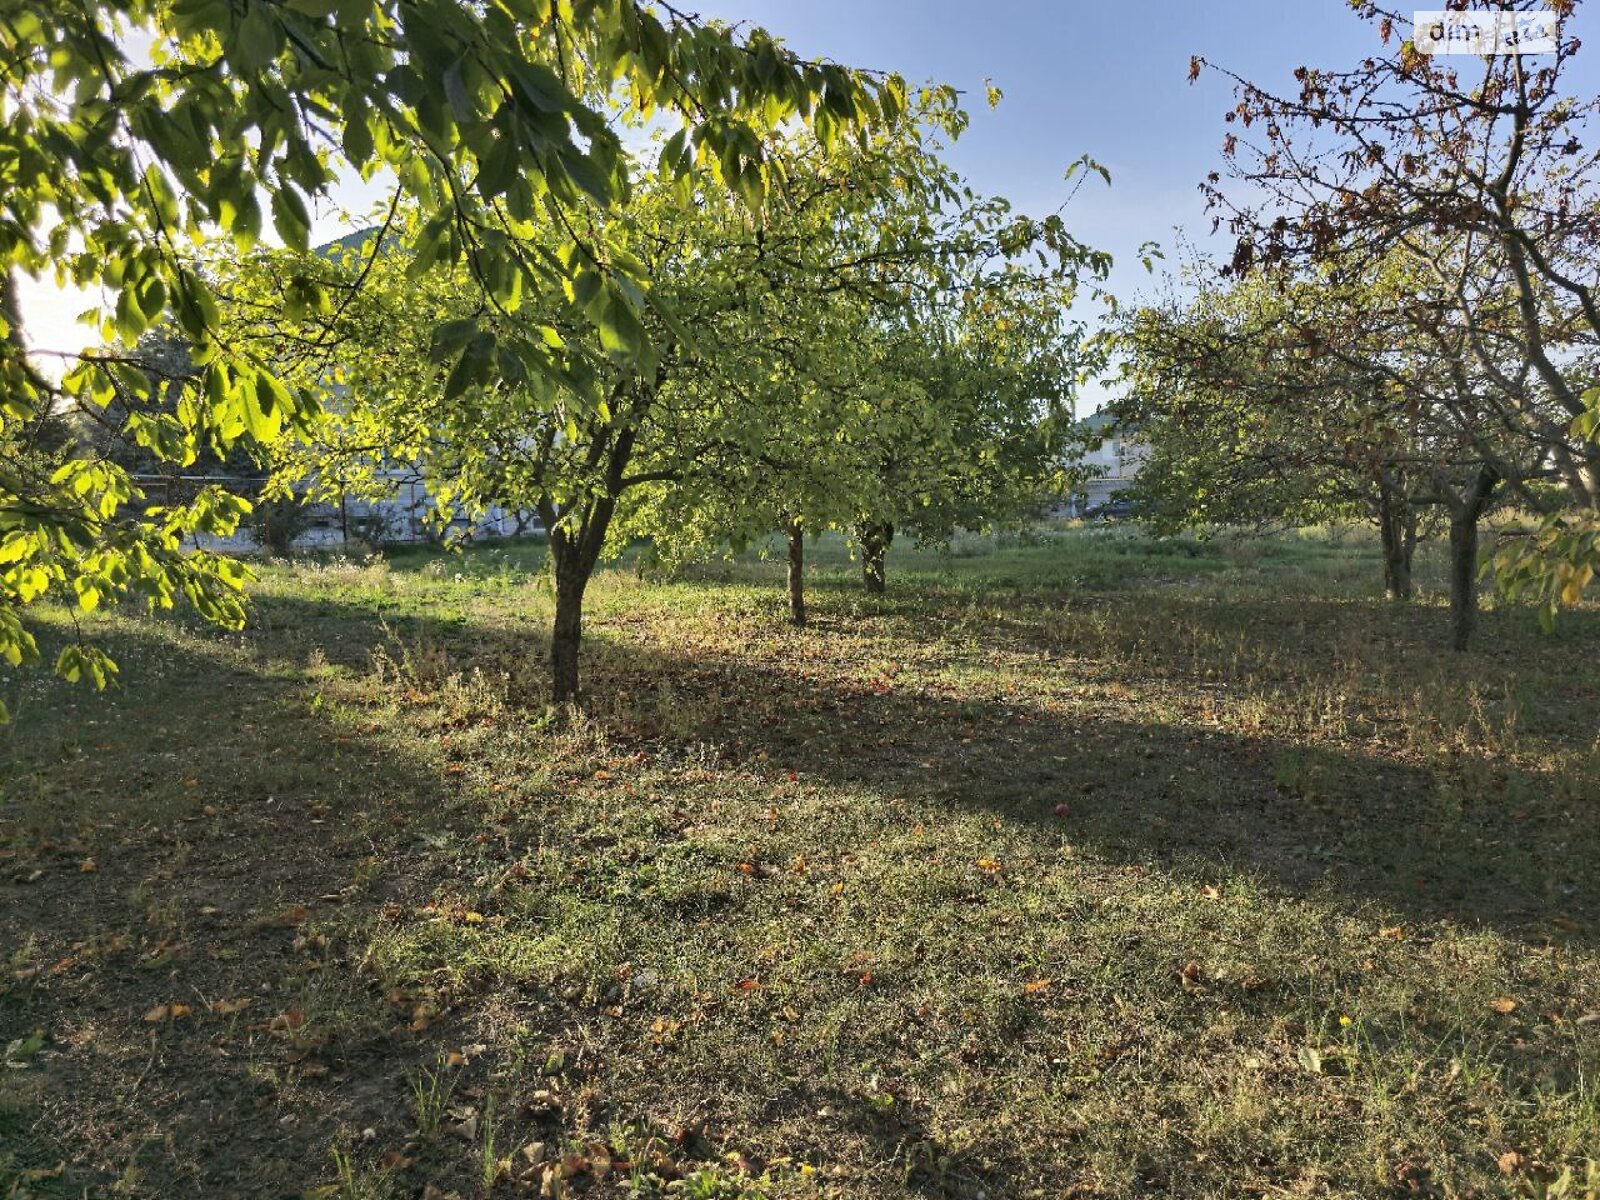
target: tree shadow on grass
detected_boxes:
[264,582,1600,948]
[0,617,569,1198]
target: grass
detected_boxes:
[2,524,1598,1198]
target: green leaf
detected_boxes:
[557,146,613,207]
[271,186,311,252]
[594,288,648,365]
[235,6,280,72]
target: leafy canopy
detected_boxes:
[0,0,898,716]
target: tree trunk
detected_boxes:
[786,519,806,626]
[547,508,611,706]
[550,544,586,705]
[537,386,644,706]
[1403,514,1418,590]
[861,522,892,595]
[1378,474,1415,602]
[1447,510,1477,652]
[1447,466,1501,653]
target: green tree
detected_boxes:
[843,250,1099,595]
[631,158,1109,613]
[1117,263,1430,596]
[228,95,968,701]
[1118,245,1563,649]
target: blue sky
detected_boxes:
[691,2,1391,305]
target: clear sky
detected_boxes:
[692,2,1378,294]
[693,1,1597,308]
[19,2,1600,411]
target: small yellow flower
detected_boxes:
[1339,1015,1353,1027]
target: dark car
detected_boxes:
[1083,497,1136,521]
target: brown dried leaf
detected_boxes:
[1498,1151,1528,1175]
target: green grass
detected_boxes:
[2,525,1598,1198]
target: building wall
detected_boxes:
[1063,428,1147,516]
[150,470,543,552]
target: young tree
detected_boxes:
[845,257,1099,594]
[1117,260,1430,595]
[635,160,1109,611]
[234,97,975,701]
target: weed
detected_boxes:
[407,1063,456,1141]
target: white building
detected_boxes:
[1063,410,1146,516]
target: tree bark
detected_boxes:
[1447,466,1501,653]
[1447,512,1476,652]
[544,494,617,706]
[786,519,806,626]
[861,522,892,594]
[549,534,588,705]
[1378,472,1415,602]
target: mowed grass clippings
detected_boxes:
[1,527,1598,1199]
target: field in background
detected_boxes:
[2,526,1598,1199]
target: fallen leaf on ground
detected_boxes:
[1490,997,1518,1014]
